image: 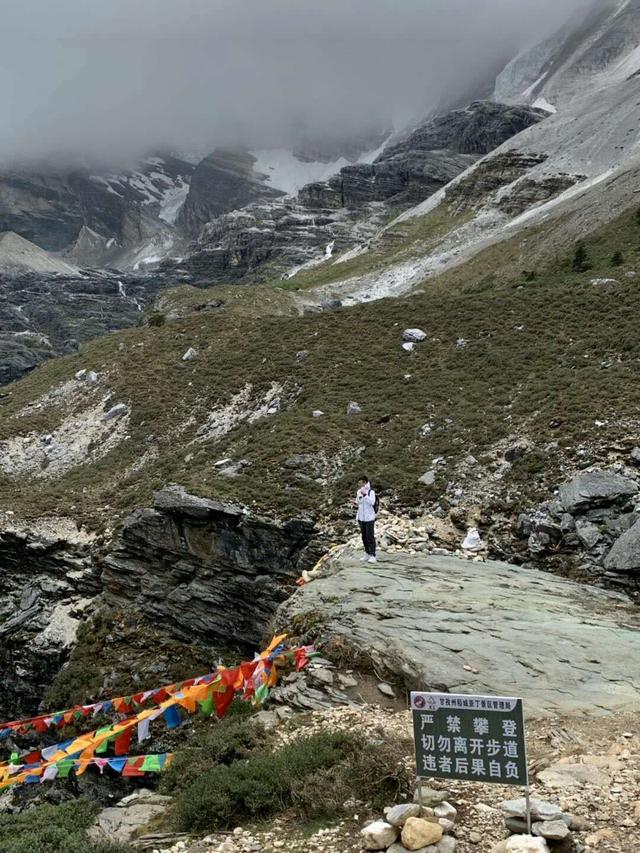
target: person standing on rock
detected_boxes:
[356,477,377,563]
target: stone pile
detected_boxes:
[337,508,483,563]
[495,797,579,850]
[360,791,457,853]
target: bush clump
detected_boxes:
[160,703,263,795]
[0,800,133,853]
[572,241,591,272]
[172,730,412,833]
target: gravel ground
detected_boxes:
[153,706,640,853]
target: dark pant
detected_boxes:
[359,520,376,557]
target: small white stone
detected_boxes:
[361,820,398,850]
[434,802,457,821]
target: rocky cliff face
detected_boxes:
[494,0,640,108]
[518,467,640,591]
[0,269,174,384]
[298,102,545,211]
[183,198,384,283]
[0,154,196,257]
[101,487,319,649]
[184,102,545,282]
[0,487,322,718]
[177,150,285,237]
[0,520,98,719]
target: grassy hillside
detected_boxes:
[1,204,640,530]
[277,205,469,291]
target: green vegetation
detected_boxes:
[43,609,215,710]
[169,730,412,833]
[0,800,133,853]
[572,241,591,272]
[611,250,624,267]
[1,205,640,527]
[278,205,469,291]
[160,703,262,795]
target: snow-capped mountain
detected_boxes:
[0,152,197,270]
[0,135,389,273]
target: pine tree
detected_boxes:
[611,250,624,267]
[572,242,591,272]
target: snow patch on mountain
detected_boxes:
[250,142,389,196]
[494,29,566,102]
[158,179,190,224]
[90,156,194,224]
[495,0,640,108]
[532,96,557,114]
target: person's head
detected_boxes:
[358,476,370,488]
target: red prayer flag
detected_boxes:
[214,687,235,718]
[122,759,145,777]
[114,729,133,756]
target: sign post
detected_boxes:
[411,692,530,830]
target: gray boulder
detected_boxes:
[284,454,317,469]
[559,471,638,514]
[385,803,422,827]
[528,531,550,555]
[403,328,427,343]
[413,787,450,807]
[103,403,127,421]
[500,798,564,823]
[631,447,640,467]
[419,471,436,486]
[182,347,198,361]
[346,401,362,416]
[574,519,601,550]
[532,820,570,841]
[604,518,640,573]
[361,820,398,851]
[276,551,640,718]
[88,790,172,843]
[560,513,576,534]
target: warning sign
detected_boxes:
[411,692,528,787]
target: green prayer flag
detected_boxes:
[56,759,75,778]
[141,754,162,772]
[94,726,113,754]
[255,683,269,703]
[198,694,214,717]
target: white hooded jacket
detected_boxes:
[356,483,377,522]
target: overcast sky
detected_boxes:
[0,0,593,167]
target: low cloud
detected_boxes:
[0,0,593,166]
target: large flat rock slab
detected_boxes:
[277,554,640,717]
